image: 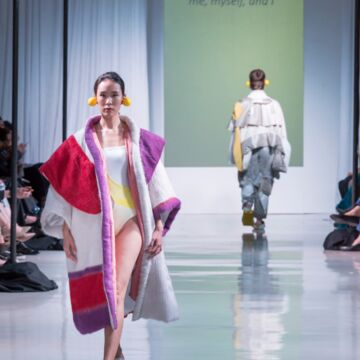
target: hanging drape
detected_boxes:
[0,0,150,163]
[0,1,13,122]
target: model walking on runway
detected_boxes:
[40,72,181,360]
[228,69,290,230]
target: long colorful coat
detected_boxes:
[40,115,181,334]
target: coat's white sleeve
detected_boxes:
[148,160,181,236]
[40,185,72,239]
[274,100,291,167]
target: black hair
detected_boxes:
[249,69,266,90]
[3,121,13,130]
[0,127,10,142]
[93,71,125,95]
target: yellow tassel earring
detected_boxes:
[246,79,270,88]
[87,96,97,106]
[121,96,131,107]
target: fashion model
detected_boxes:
[40,72,181,360]
[228,69,290,230]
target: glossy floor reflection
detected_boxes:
[1,214,360,359]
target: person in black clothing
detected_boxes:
[0,124,39,225]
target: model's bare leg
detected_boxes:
[352,233,360,247]
[103,218,142,360]
[345,205,360,217]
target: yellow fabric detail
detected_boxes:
[231,102,244,171]
[232,102,243,120]
[107,175,135,209]
[233,127,243,171]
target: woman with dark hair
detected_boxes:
[228,69,290,231]
[40,71,181,359]
[0,126,39,228]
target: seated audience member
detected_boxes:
[0,120,48,208]
[329,172,360,249]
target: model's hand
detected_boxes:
[63,222,77,263]
[16,186,33,199]
[146,220,163,257]
[18,143,27,154]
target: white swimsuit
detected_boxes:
[103,146,136,235]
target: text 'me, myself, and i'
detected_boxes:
[188,0,275,7]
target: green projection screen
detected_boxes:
[164,0,303,167]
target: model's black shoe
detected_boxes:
[115,345,125,359]
[16,242,39,255]
[330,214,358,227]
[0,252,9,261]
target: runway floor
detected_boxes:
[1,214,360,360]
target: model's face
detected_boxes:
[5,132,11,147]
[96,79,123,118]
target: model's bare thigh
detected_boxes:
[114,216,142,310]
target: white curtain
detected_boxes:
[18,0,63,164]
[0,0,62,162]
[0,0,13,121]
[147,0,164,136]
[67,0,149,135]
[0,0,149,163]
[337,0,354,180]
